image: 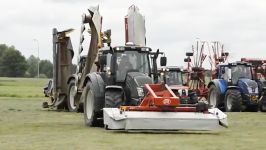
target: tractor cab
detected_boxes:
[97,45,166,105]
[158,66,198,104]
[218,62,254,85]
[159,66,184,86]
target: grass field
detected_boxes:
[1,77,266,150]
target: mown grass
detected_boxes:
[0,77,48,98]
[1,77,266,150]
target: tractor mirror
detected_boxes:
[221,67,225,74]
[99,55,107,66]
[184,58,191,62]
[160,57,167,66]
[186,52,193,57]
[222,52,229,57]
[218,58,224,62]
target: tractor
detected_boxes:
[241,58,266,112]
[208,61,260,112]
[83,45,167,126]
[80,5,227,130]
[158,66,198,105]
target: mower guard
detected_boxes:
[103,107,228,131]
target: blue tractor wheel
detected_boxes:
[224,89,242,112]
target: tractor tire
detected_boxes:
[260,104,266,112]
[66,80,80,112]
[56,94,67,110]
[84,81,104,127]
[259,96,266,112]
[208,85,221,108]
[105,89,123,108]
[246,105,258,112]
[224,89,242,112]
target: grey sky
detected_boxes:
[0,0,265,66]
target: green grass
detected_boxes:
[1,77,266,150]
[0,77,48,98]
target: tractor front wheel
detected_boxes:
[66,80,80,112]
[105,89,124,108]
[259,96,266,112]
[224,89,242,112]
[84,81,103,127]
[208,85,220,108]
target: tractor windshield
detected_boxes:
[116,51,150,81]
[231,65,252,84]
[165,71,183,86]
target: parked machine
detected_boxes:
[43,28,74,109]
[158,66,198,105]
[184,41,211,100]
[208,61,260,112]
[241,58,266,112]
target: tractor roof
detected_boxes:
[159,66,183,72]
[113,46,152,52]
[218,61,252,67]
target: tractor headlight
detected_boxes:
[137,87,144,97]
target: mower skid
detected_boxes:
[103,108,228,131]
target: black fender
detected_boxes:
[67,74,78,84]
[105,85,124,92]
[83,72,105,111]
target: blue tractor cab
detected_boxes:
[208,61,259,112]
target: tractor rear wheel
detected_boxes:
[84,81,103,127]
[67,80,79,112]
[259,96,266,112]
[105,89,124,108]
[208,85,220,108]
[224,89,242,112]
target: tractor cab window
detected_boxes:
[116,51,149,81]
[165,71,183,86]
[220,66,230,82]
[231,65,252,84]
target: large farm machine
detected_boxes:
[207,43,261,112]
[240,58,266,111]
[208,61,260,112]
[44,5,228,131]
[183,41,212,100]
[43,28,75,109]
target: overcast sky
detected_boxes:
[0,0,266,66]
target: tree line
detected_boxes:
[0,44,53,78]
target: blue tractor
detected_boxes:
[208,61,259,112]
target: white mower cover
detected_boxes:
[103,108,228,131]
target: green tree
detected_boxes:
[39,60,53,78]
[26,55,39,77]
[0,46,28,77]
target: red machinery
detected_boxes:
[121,84,199,112]
[104,83,228,130]
[241,58,266,80]
[184,41,229,100]
[184,41,209,100]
